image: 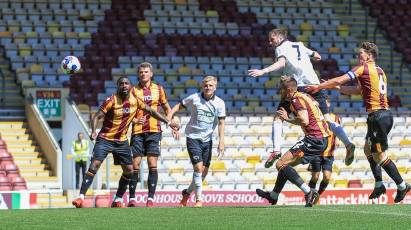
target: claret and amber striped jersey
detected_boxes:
[347,61,389,112]
[132,82,168,134]
[98,88,145,141]
[322,113,340,157]
[290,92,331,139]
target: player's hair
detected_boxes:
[138,62,153,72]
[268,28,287,40]
[280,75,297,89]
[117,76,130,85]
[361,41,379,59]
[202,75,217,85]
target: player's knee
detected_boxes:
[194,163,204,173]
[89,162,101,172]
[86,168,97,177]
[311,173,320,182]
[275,161,285,170]
[323,173,332,182]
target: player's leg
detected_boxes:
[181,138,204,207]
[266,99,291,168]
[72,137,108,208]
[364,141,385,199]
[318,157,333,196]
[80,160,87,185]
[146,155,159,207]
[75,161,81,189]
[370,111,410,203]
[256,167,287,205]
[111,140,135,207]
[127,156,141,207]
[145,132,162,207]
[128,134,144,207]
[308,157,321,190]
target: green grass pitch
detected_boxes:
[1,205,411,229]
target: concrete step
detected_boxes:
[14,158,43,165]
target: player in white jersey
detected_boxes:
[248,28,355,168]
[168,76,226,207]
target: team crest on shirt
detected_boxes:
[123,108,131,114]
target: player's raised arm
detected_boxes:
[339,85,362,95]
[248,57,286,77]
[305,74,352,94]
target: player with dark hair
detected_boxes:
[127,62,173,208]
[256,76,330,207]
[72,76,179,208]
[306,41,411,203]
[248,28,355,168]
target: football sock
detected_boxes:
[327,120,351,146]
[269,192,279,200]
[367,156,383,184]
[273,169,287,194]
[318,180,329,195]
[148,168,158,199]
[281,165,309,194]
[375,181,383,188]
[116,172,132,199]
[186,179,195,194]
[380,158,404,186]
[272,120,283,152]
[308,179,317,189]
[194,172,202,201]
[129,170,139,199]
[79,168,96,195]
[187,174,206,194]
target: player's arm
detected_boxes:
[276,107,308,126]
[217,117,225,160]
[248,57,286,77]
[90,109,105,140]
[305,74,352,93]
[141,104,179,130]
[339,85,362,95]
[167,102,184,120]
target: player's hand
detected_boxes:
[90,131,98,141]
[172,130,180,140]
[136,116,147,125]
[305,85,320,94]
[217,142,225,160]
[169,120,180,131]
[276,107,289,121]
[248,69,264,78]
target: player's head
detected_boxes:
[138,62,153,84]
[201,76,217,99]
[280,75,298,99]
[268,29,287,47]
[77,132,84,140]
[117,76,132,98]
[358,41,378,64]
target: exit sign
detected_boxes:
[36,90,61,118]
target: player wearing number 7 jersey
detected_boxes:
[305,41,410,203]
[248,28,354,169]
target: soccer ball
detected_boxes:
[61,56,81,74]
